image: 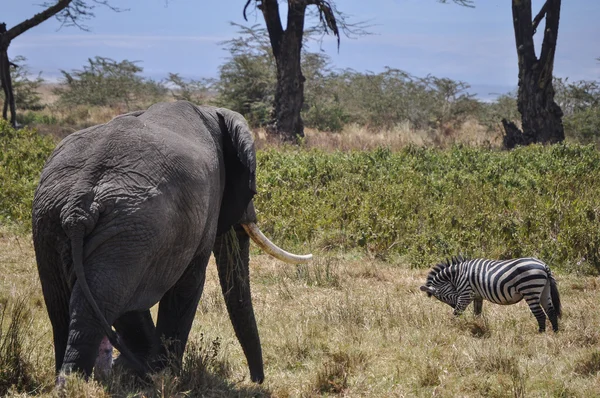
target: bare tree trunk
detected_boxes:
[256,0,307,143]
[504,0,564,149]
[0,24,16,127]
[270,2,306,142]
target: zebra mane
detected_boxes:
[425,255,468,284]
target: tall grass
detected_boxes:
[0,298,37,395]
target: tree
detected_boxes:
[441,0,565,148]
[10,56,44,111]
[242,0,352,143]
[443,0,564,148]
[54,57,166,110]
[0,1,120,126]
[502,0,564,148]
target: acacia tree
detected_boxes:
[0,0,119,126]
[242,0,345,143]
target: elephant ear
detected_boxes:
[216,108,257,235]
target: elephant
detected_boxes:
[32,101,312,384]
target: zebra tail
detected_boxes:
[550,275,562,318]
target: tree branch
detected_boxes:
[539,0,561,75]
[437,0,475,8]
[6,0,72,41]
[511,0,537,69]
[254,0,284,57]
[306,0,340,48]
[532,0,548,34]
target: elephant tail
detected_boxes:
[64,206,148,375]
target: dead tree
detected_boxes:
[504,0,564,148]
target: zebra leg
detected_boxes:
[473,298,483,316]
[525,295,547,332]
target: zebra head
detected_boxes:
[420,282,458,309]
[420,256,466,309]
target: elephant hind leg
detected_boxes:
[113,310,157,370]
[61,286,112,378]
[154,251,210,371]
[34,240,71,375]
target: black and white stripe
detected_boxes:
[420,256,562,332]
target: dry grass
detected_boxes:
[2,231,600,397]
[26,83,506,151]
[252,119,503,152]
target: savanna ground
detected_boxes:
[2,231,600,397]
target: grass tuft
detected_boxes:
[314,351,366,394]
[0,297,39,396]
[573,351,600,376]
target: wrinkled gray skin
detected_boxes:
[32,101,264,383]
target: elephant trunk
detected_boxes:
[213,226,264,383]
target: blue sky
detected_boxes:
[6,0,600,100]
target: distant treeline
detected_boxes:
[6,26,600,145]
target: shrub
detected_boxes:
[9,56,44,112]
[0,120,55,231]
[53,57,166,110]
[165,73,214,105]
[254,144,600,273]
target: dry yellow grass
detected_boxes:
[2,232,600,397]
[252,119,504,152]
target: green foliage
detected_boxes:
[214,24,351,132]
[306,68,478,132]
[0,120,55,231]
[2,118,600,274]
[476,92,520,130]
[9,56,44,112]
[255,144,600,273]
[54,56,166,110]
[555,78,600,144]
[214,24,276,127]
[165,73,214,104]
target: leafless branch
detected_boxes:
[532,0,548,34]
[438,0,475,8]
[41,0,128,31]
[243,0,254,21]
[305,0,372,50]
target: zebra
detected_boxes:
[420,256,562,332]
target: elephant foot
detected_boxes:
[94,335,113,380]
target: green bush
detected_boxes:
[2,121,599,274]
[255,144,600,273]
[10,56,44,112]
[54,56,166,110]
[0,120,55,231]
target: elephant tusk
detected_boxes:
[242,223,312,264]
